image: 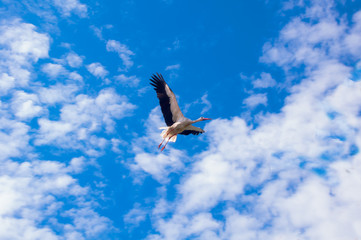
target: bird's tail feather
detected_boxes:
[160,128,168,138]
[159,127,177,142]
[169,135,177,142]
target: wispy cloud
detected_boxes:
[106,40,134,69]
[123,205,147,226]
[167,38,181,51]
[0,0,88,33]
[114,74,140,87]
[165,64,180,71]
[90,25,104,40]
[165,64,181,79]
[200,93,212,115]
[243,93,267,108]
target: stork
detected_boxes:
[150,73,211,151]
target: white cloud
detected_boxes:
[149,212,220,240]
[0,16,116,239]
[200,93,212,115]
[177,149,249,214]
[66,52,83,68]
[111,138,127,154]
[90,25,103,40]
[86,62,109,79]
[282,0,305,10]
[131,151,185,184]
[0,19,49,94]
[261,6,347,70]
[148,72,361,238]
[41,63,67,78]
[0,19,49,61]
[124,205,147,226]
[252,72,276,88]
[36,88,136,154]
[11,91,43,120]
[165,64,180,71]
[52,0,88,17]
[68,156,86,173]
[69,71,84,82]
[344,11,361,57]
[164,64,181,79]
[90,25,113,41]
[0,118,30,161]
[220,208,261,240]
[0,73,16,94]
[106,40,134,69]
[183,93,212,115]
[63,207,111,238]
[37,83,79,105]
[114,74,140,87]
[0,159,111,239]
[243,93,267,108]
[130,108,185,184]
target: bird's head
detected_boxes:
[200,117,212,121]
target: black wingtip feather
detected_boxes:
[179,130,204,135]
[149,73,175,126]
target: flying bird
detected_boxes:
[150,73,211,151]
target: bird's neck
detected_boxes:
[191,118,203,124]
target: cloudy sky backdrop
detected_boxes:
[1,0,361,239]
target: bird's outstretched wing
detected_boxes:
[150,73,184,126]
[179,125,205,135]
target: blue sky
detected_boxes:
[1,0,361,239]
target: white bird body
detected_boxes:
[150,73,211,151]
[159,119,205,143]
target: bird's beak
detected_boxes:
[203,118,212,121]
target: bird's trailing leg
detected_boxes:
[158,137,167,149]
[158,130,172,149]
[161,134,177,152]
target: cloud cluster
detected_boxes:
[0,159,111,240]
[36,88,136,155]
[130,1,361,239]
[0,17,133,239]
[0,19,49,94]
